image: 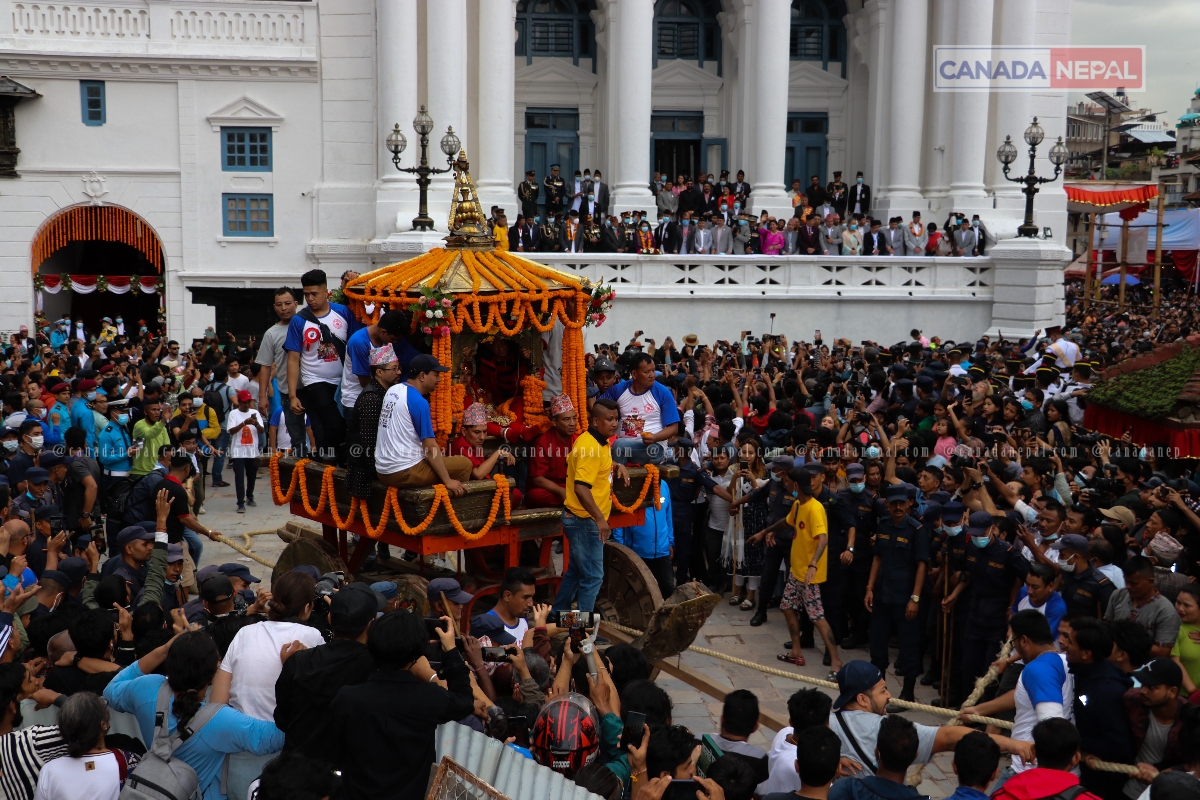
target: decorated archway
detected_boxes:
[31,204,166,336]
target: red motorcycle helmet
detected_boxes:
[530,692,601,778]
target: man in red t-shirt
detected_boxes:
[525,394,578,508]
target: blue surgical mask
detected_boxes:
[681,220,689,227]
[857,177,863,184]
[588,195,595,201]
[972,220,980,227]
[739,220,748,226]
[604,220,611,227]
[623,217,631,224]
[641,225,650,232]
[1020,399,1033,411]
[86,391,97,401]
[1074,474,1088,488]
[117,414,129,425]
[734,203,741,210]
[865,446,881,459]
[849,224,857,231]
[849,482,865,494]
[1139,447,1148,461]
[534,216,540,224]
[944,525,963,536]
[791,491,799,499]
[972,535,991,549]
[1042,532,1059,542]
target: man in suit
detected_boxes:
[953,218,978,257]
[568,169,586,213]
[598,217,621,252]
[864,218,892,255]
[732,170,751,203]
[518,170,540,220]
[827,171,848,218]
[543,165,566,217]
[678,216,696,255]
[903,211,928,257]
[656,212,681,254]
[592,170,610,217]
[887,217,906,255]
[699,182,718,216]
[783,218,802,254]
[560,210,585,253]
[509,215,538,253]
[693,216,715,254]
[848,170,871,217]
[807,175,828,207]
[972,215,989,255]
[822,213,844,256]
[677,178,703,217]
[712,215,733,254]
[797,213,821,255]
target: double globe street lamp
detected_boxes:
[997,117,1070,238]
[386,104,462,231]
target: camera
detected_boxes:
[550,609,600,628]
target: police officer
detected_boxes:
[943,511,1029,697]
[837,463,875,648]
[667,438,722,585]
[539,211,561,253]
[1054,533,1115,618]
[923,501,969,699]
[518,169,540,220]
[543,164,566,218]
[866,483,929,700]
[738,455,794,627]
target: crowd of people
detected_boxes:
[2,260,1200,800]
[498,166,993,256]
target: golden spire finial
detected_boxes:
[444,150,496,251]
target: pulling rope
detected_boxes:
[215,534,277,569]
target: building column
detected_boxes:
[987,0,1034,209]
[923,0,956,201]
[882,0,928,207]
[611,0,654,213]
[947,0,993,207]
[475,0,518,212]
[376,0,418,237]
[426,0,468,208]
[859,0,891,196]
[750,0,792,215]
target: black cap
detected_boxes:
[407,354,449,375]
[201,575,235,604]
[330,585,378,632]
[1133,657,1183,689]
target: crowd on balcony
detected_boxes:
[496,167,994,256]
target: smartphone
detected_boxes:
[480,646,510,663]
[506,715,530,747]
[664,780,702,800]
[815,329,822,340]
[622,712,647,751]
[423,617,448,639]
[551,609,600,628]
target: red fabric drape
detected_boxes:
[1083,405,1200,457]
[1066,183,1159,208]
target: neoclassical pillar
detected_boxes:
[475,0,518,210]
[378,0,418,181]
[426,0,468,199]
[923,0,956,199]
[611,0,654,212]
[750,0,792,213]
[947,0,993,205]
[987,0,1034,208]
[884,0,928,204]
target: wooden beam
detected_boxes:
[600,622,791,732]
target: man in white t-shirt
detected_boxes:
[374,354,472,490]
[284,269,362,465]
[225,357,251,394]
[225,389,264,513]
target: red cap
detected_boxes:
[49,382,69,394]
[236,390,253,403]
[78,379,97,391]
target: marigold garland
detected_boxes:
[611,464,662,513]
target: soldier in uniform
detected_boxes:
[543,164,566,218]
[866,484,930,700]
[838,462,878,648]
[826,170,848,218]
[539,211,561,253]
[942,511,1029,696]
[619,212,639,253]
[582,214,603,252]
[741,455,795,627]
[518,169,540,220]
[1054,533,1115,618]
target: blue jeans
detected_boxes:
[210,430,230,483]
[554,513,605,612]
[181,528,203,567]
[611,437,669,466]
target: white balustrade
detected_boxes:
[11,3,150,39]
[169,7,304,45]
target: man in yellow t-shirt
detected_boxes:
[554,398,627,613]
[758,466,842,674]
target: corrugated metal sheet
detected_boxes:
[435,722,605,800]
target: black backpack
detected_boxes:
[123,470,166,527]
[202,381,232,425]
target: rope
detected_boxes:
[215,534,277,569]
[960,640,1015,712]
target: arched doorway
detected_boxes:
[31,204,166,337]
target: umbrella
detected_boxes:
[1101,273,1140,285]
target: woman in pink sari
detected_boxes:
[759,219,785,255]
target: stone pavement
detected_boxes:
[186,467,972,797]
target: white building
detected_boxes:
[0,0,1071,342]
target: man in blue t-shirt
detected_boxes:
[284,269,363,465]
[599,352,679,465]
[340,310,419,416]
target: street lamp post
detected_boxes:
[997,117,1070,238]
[385,105,462,231]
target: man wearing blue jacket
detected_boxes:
[613,479,674,599]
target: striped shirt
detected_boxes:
[0,725,68,800]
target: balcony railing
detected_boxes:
[530,253,996,298]
[5,0,317,58]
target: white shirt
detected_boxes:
[219,620,326,721]
[226,374,250,394]
[34,752,121,800]
[284,304,355,387]
[757,727,800,796]
[225,408,263,459]
[1011,651,1073,772]
[1097,563,1126,589]
[375,383,435,474]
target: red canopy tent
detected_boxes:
[1064,181,1164,313]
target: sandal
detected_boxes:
[777,653,806,667]
[740,599,754,610]
[729,595,741,606]
[827,671,839,682]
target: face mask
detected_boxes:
[681,220,689,227]
[663,217,671,223]
[1024,506,1039,524]
[623,217,631,224]
[1059,559,1077,573]
[1074,474,1088,488]
[116,318,122,324]
[86,391,97,401]
[972,220,979,227]
[865,445,881,459]
[2,440,17,453]
[588,195,595,201]
[1020,399,1033,411]
[35,408,46,419]
[734,204,741,210]
[791,491,799,499]
[1139,447,1148,461]
[534,216,541,224]
[972,535,991,549]
[849,224,857,231]
[1042,532,1059,542]
[117,413,130,425]
[944,525,962,536]
[857,177,863,184]
[720,205,728,212]
[739,220,748,226]
[641,226,650,232]
[849,482,865,494]
[29,435,43,449]
[720,181,726,186]
[604,219,611,227]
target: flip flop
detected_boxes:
[740,599,755,610]
[777,653,805,666]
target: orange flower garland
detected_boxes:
[610,464,663,513]
[522,375,549,433]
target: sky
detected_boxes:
[1070,0,1200,123]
